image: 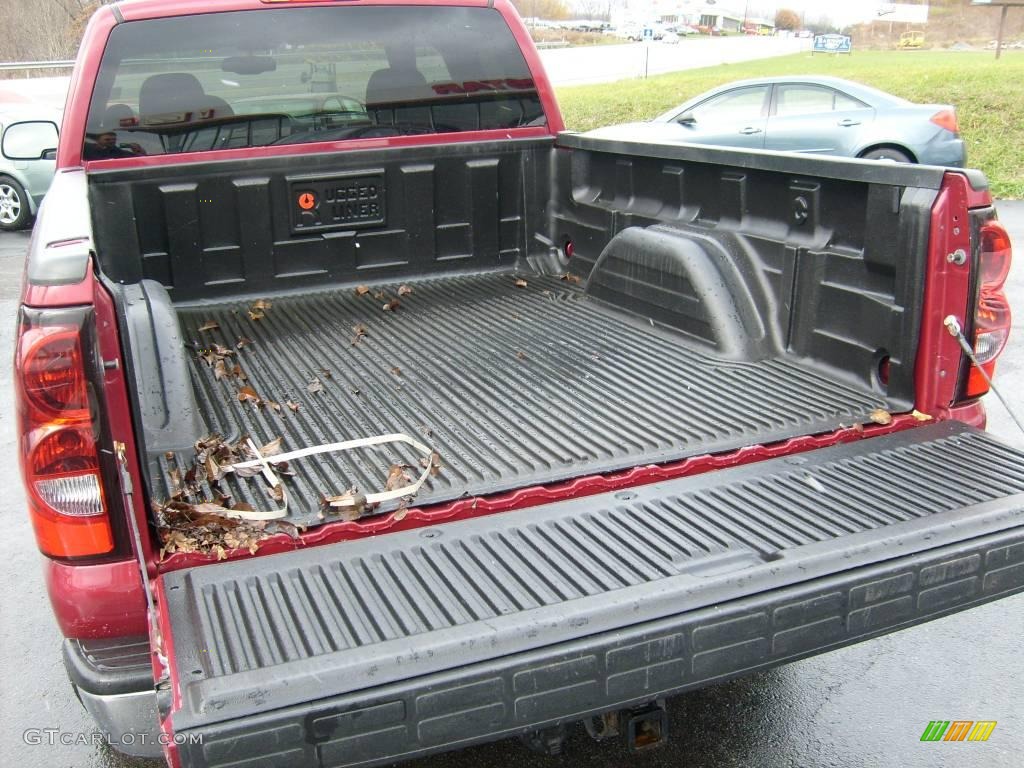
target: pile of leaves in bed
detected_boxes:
[154,434,299,561]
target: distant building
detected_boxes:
[610,1,772,34]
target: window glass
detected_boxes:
[834,91,868,111]
[688,86,768,123]
[84,6,544,159]
[775,85,837,117]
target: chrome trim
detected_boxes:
[77,687,162,758]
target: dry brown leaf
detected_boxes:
[868,408,893,426]
[390,366,402,376]
[307,378,324,394]
[252,299,272,311]
[319,368,333,379]
[353,323,368,338]
[385,463,413,492]
[264,399,282,413]
[393,503,409,522]
[419,450,443,477]
[238,385,260,404]
[514,278,528,288]
[373,290,387,300]
[398,285,413,296]
[286,400,301,412]
[205,453,224,483]
[516,350,527,361]
[321,488,367,518]
[236,337,254,349]
[355,284,371,296]
[268,483,285,503]
[382,298,401,312]
[260,436,283,457]
[272,461,295,478]
[232,364,247,381]
[198,320,220,332]
[213,359,229,381]
[560,273,582,284]
[911,410,933,422]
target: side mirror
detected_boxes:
[2,120,59,161]
[677,111,697,125]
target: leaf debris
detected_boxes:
[355,284,371,296]
[560,273,582,284]
[398,285,413,296]
[513,278,528,288]
[419,450,443,478]
[307,377,324,394]
[198,320,220,332]
[382,298,401,312]
[868,408,893,426]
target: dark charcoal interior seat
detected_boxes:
[139,73,234,124]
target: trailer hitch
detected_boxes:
[624,700,668,752]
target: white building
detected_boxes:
[610,1,751,32]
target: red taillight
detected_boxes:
[16,313,113,558]
[21,327,90,418]
[964,220,1013,398]
[930,109,959,135]
[978,220,1012,289]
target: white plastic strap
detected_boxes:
[225,432,434,516]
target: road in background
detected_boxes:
[539,36,809,86]
[0,203,1021,768]
[0,36,811,112]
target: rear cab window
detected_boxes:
[84,5,545,160]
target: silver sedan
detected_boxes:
[587,76,966,166]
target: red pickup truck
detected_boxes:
[15,0,1023,765]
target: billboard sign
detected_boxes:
[813,34,853,53]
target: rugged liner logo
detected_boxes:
[289,172,386,234]
[920,720,997,742]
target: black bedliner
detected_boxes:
[161,422,1024,767]
[150,271,891,524]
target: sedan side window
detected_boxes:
[775,85,837,117]
[834,91,868,111]
[686,86,769,123]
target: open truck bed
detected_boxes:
[152,270,890,523]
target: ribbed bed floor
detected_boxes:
[152,271,891,524]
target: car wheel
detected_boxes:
[0,177,31,230]
[860,148,913,163]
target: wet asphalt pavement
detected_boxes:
[0,203,1022,768]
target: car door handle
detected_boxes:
[838,119,861,127]
[739,126,763,135]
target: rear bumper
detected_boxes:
[173,522,1024,768]
[62,637,161,758]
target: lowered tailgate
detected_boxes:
[157,422,1024,767]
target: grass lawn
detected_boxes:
[556,51,1024,199]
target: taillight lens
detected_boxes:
[965,220,1013,397]
[15,310,113,558]
[979,221,1012,289]
[930,109,959,135]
